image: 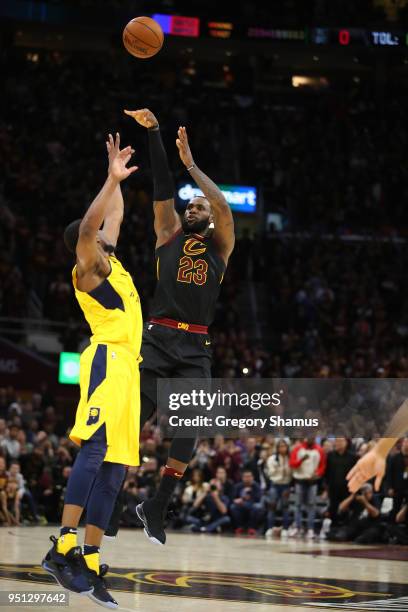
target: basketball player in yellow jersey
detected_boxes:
[42,134,141,609]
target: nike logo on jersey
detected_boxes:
[205,340,211,345]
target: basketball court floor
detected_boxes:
[0,527,406,611]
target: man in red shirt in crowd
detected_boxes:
[289,436,326,539]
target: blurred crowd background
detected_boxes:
[1,389,408,543]
[1,0,408,541]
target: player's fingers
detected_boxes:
[115,132,120,150]
[120,145,132,155]
[176,139,181,148]
[374,475,382,491]
[128,166,138,174]
[348,474,362,492]
[123,152,133,165]
[346,465,357,480]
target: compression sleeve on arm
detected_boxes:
[148,126,174,201]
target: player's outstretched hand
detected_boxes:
[346,448,386,493]
[176,126,194,168]
[108,139,138,182]
[124,108,158,129]
[106,132,121,171]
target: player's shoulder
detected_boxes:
[156,228,184,251]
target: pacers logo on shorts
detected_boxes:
[86,407,100,426]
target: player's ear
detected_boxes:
[209,214,215,230]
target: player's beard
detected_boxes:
[182,217,209,235]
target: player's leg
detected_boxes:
[42,424,108,594]
[136,357,208,545]
[82,349,140,608]
[81,460,126,609]
[104,371,157,539]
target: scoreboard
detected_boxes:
[152,14,408,48]
[309,27,406,47]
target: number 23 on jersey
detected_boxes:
[177,256,208,286]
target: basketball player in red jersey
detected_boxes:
[105,109,235,545]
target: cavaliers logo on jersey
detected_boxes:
[183,238,207,257]
[86,407,100,426]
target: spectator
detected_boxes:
[0,456,10,525]
[242,437,259,475]
[8,460,39,523]
[230,469,263,535]
[182,469,210,528]
[265,439,293,537]
[1,424,21,460]
[214,439,242,482]
[189,439,215,481]
[120,480,146,528]
[213,465,234,501]
[5,478,20,525]
[255,442,272,493]
[289,436,326,538]
[332,484,381,544]
[325,438,357,526]
[385,437,408,520]
[183,478,231,534]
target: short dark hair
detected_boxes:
[63,219,82,254]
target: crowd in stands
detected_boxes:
[0,389,407,544]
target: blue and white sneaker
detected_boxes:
[42,536,93,595]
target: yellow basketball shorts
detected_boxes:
[69,342,140,466]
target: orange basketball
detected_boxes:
[123,16,164,59]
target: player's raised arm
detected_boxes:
[124,108,181,247]
[347,398,408,493]
[102,132,126,248]
[176,126,235,265]
[76,142,138,275]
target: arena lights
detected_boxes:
[292,76,329,89]
[58,352,80,384]
[152,13,200,37]
[248,28,305,41]
[207,21,234,39]
[178,183,257,214]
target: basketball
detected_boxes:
[123,16,164,59]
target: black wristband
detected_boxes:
[148,128,174,201]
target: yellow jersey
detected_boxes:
[72,255,142,357]
[70,255,143,465]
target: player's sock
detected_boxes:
[152,466,184,511]
[56,527,78,555]
[83,545,100,574]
